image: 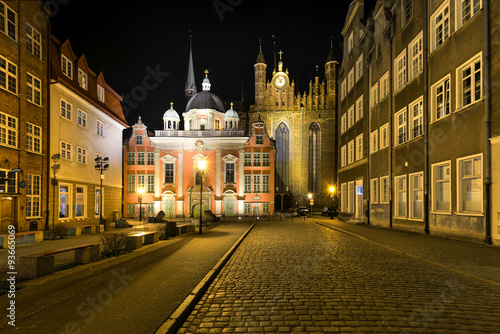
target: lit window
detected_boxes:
[431,2,450,52]
[394,50,407,91]
[97,84,105,102]
[409,97,423,139]
[308,122,320,193]
[75,186,86,218]
[61,54,72,79]
[27,122,41,153]
[26,174,41,217]
[457,53,482,109]
[0,1,17,40]
[409,32,423,81]
[458,0,482,27]
[431,75,451,122]
[394,175,407,218]
[409,172,423,219]
[59,184,72,218]
[395,108,407,145]
[0,55,18,94]
[78,69,88,90]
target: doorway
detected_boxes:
[355,180,363,220]
[224,197,236,216]
[0,196,15,232]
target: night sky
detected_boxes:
[50,0,372,131]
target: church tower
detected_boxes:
[325,41,338,111]
[185,36,197,101]
[254,43,267,108]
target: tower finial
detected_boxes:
[185,32,197,100]
[204,69,209,77]
[170,102,174,109]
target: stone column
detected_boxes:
[215,149,222,215]
[177,150,184,217]
[154,150,161,213]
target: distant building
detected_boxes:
[123,71,276,219]
[250,45,338,210]
[49,37,128,230]
[0,0,50,232]
[338,0,499,244]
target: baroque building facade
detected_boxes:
[0,0,50,232]
[338,0,499,244]
[250,47,338,210]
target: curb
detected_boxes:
[154,222,257,334]
[315,221,500,289]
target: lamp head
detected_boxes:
[198,159,206,170]
[138,187,144,195]
[329,186,335,193]
[308,193,312,199]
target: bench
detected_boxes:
[177,223,195,235]
[0,231,44,247]
[68,225,95,236]
[19,243,101,279]
[126,231,159,250]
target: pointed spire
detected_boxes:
[185,33,197,99]
[326,36,336,63]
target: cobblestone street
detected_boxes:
[179,220,500,333]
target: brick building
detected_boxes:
[0,0,50,232]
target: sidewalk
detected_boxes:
[315,216,500,287]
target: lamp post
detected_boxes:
[95,156,109,231]
[197,159,206,234]
[308,193,313,218]
[138,187,144,221]
[50,154,60,231]
[329,186,336,220]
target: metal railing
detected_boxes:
[154,130,245,137]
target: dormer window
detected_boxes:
[61,54,72,79]
[78,69,87,90]
[97,84,105,102]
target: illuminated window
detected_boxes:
[78,69,88,90]
[97,84,105,102]
[27,72,41,106]
[0,1,17,40]
[27,122,41,154]
[75,186,86,218]
[0,55,18,94]
[59,184,72,218]
[61,54,72,79]
[394,175,407,218]
[26,174,40,217]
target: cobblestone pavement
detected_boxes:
[179,220,500,333]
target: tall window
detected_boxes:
[348,182,355,213]
[380,123,389,149]
[409,32,423,81]
[137,152,145,165]
[26,174,40,218]
[308,123,320,193]
[262,153,270,167]
[244,153,251,166]
[127,152,135,165]
[457,53,482,109]
[356,54,363,82]
[409,173,423,219]
[225,162,235,183]
[165,163,174,184]
[262,174,270,193]
[95,188,102,216]
[432,161,451,212]
[0,1,17,40]
[60,141,72,160]
[348,105,354,128]
[380,72,389,100]
[380,176,390,203]
[431,2,450,52]
[458,154,482,213]
[244,174,251,193]
[395,50,407,91]
[356,134,363,161]
[348,68,354,92]
[137,174,145,190]
[75,186,86,218]
[27,73,41,106]
[275,122,290,192]
[97,84,105,102]
[341,114,347,134]
[394,175,407,217]
[78,69,88,90]
[395,108,407,145]
[27,122,41,154]
[458,0,482,27]
[77,109,87,128]
[147,152,154,165]
[59,184,71,218]
[347,31,354,54]
[253,153,261,166]
[341,183,347,212]
[253,174,261,193]
[147,175,154,193]
[127,174,136,193]
[341,79,347,101]
[348,140,354,165]
[356,95,363,121]
[61,54,72,79]
[410,97,423,139]
[431,75,451,122]
[0,55,18,94]
[341,145,346,167]
[77,146,87,164]
[60,99,72,120]
[402,0,413,26]
[97,120,104,136]
[371,178,379,204]
[370,130,379,154]
[370,83,379,109]
[136,135,143,145]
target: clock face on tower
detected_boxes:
[272,72,289,90]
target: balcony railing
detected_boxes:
[154,130,245,137]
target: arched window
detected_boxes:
[308,122,321,193]
[275,122,290,193]
[167,120,171,129]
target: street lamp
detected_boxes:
[308,193,313,218]
[50,154,60,231]
[138,187,144,221]
[95,156,109,230]
[329,186,336,220]
[197,159,206,234]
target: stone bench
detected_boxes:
[177,224,195,235]
[0,231,44,247]
[126,231,159,250]
[68,225,95,236]
[19,243,101,279]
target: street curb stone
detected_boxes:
[154,223,257,334]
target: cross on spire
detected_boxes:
[278,50,284,60]
[204,69,209,77]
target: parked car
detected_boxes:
[322,206,338,217]
[293,206,309,216]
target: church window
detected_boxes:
[275,122,290,192]
[308,122,320,194]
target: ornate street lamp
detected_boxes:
[198,159,206,234]
[138,187,144,221]
[308,193,313,218]
[329,186,336,220]
[95,156,109,230]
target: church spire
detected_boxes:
[185,33,197,100]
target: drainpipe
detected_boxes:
[423,0,430,234]
[45,4,51,231]
[366,39,372,226]
[484,0,492,244]
[387,8,395,229]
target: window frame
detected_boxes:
[430,1,450,53]
[60,99,72,121]
[26,122,41,154]
[355,54,363,82]
[409,172,424,220]
[253,174,261,193]
[77,146,87,164]
[27,72,42,106]
[457,153,483,214]
[347,105,354,129]
[0,55,18,95]
[380,123,389,149]
[380,72,389,100]
[59,183,72,219]
[77,109,87,128]
[370,178,379,204]
[356,95,363,122]
[355,134,363,161]
[431,161,452,213]
[60,141,72,161]
[394,108,407,146]
[347,140,354,165]
[244,174,252,193]
[408,32,423,82]
[409,96,423,139]
[394,50,407,92]
[61,54,73,79]
[394,175,407,218]
[78,68,88,90]
[370,83,379,109]
[75,185,87,218]
[26,174,41,218]
[456,52,482,110]
[431,74,451,123]
[370,129,379,154]
[97,84,105,102]
[402,0,413,27]
[0,1,17,41]
[341,113,347,134]
[456,0,482,28]
[380,176,390,203]
[348,68,354,92]
[340,145,346,167]
[97,119,104,136]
